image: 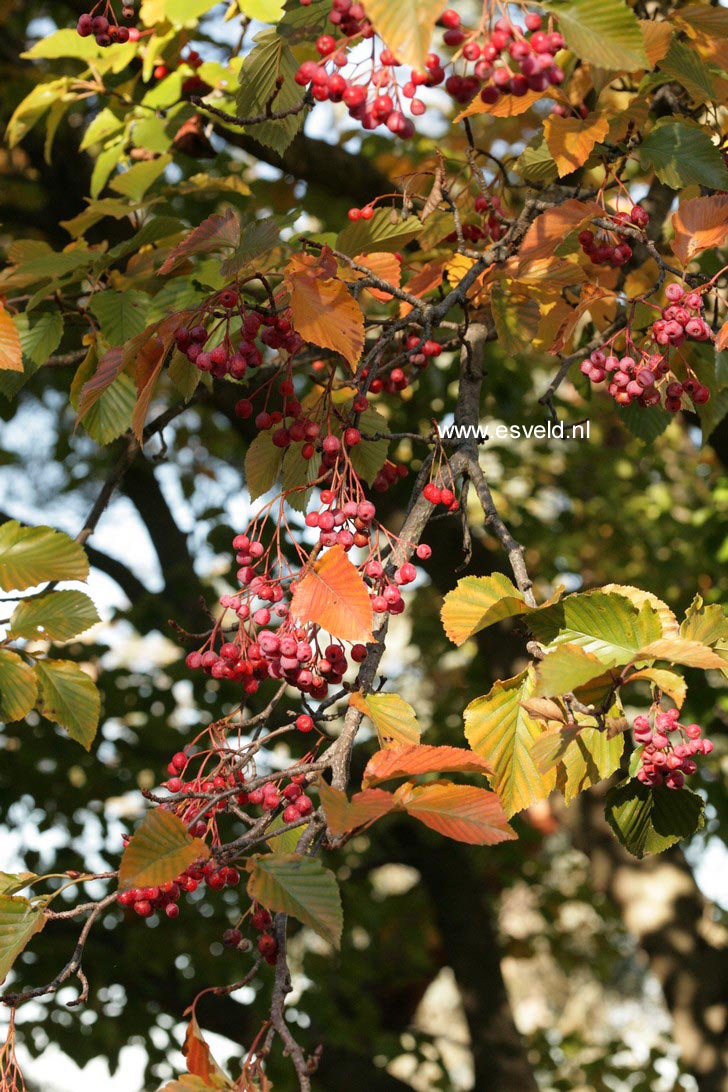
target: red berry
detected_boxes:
[423,483,441,504]
[296,714,314,733]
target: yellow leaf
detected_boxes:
[362,0,445,70]
[543,112,610,178]
[455,88,546,122]
[0,305,23,372]
[349,691,421,747]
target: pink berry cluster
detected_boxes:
[440,10,564,107]
[76,1,138,45]
[578,206,649,268]
[183,506,427,699]
[580,284,712,410]
[293,5,563,137]
[633,709,713,789]
[175,291,302,381]
[165,750,315,824]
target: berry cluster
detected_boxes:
[224,907,278,965]
[578,206,649,267]
[175,292,301,380]
[423,482,459,510]
[633,709,713,789]
[117,854,237,920]
[580,285,713,410]
[76,1,138,46]
[294,5,563,137]
[441,10,564,107]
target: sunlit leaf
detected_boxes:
[119,809,210,892]
[0,521,88,591]
[35,659,100,750]
[9,590,100,642]
[402,782,517,845]
[349,691,421,747]
[362,743,493,787]
[605,781,704,858]
[0,650,38,723]
[464,669,556,817]
[290,545,373,643]
[319,781,396,836]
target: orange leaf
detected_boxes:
[517,199,602,266]
[671,195,728,267]
[455,88,545,121]
[349,251,402,302]
[362,743,493,788]
[318,780,396,836]
[543,112,610,178]
[640,19,673,67]
[716,320,728,352]
[286,253,364,370]
[402,782,517,845]
[0,305,22,372]
[182,1014,231,1087]
[290,544,373,643]
[399,259,445,316]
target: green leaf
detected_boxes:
[22,28,113,60]
[165,0,220,24]
[9,591,100,642]
[528,591,663,668]
[281,443,322,513]
[680,595,728,651]
[464,668,556,818]
[639,122,728,190]
[657,38,717,104]
[490,280,541,355]
[118,809,210,892]
[0,873,36,897]
[540,0,648,70]
[619,400,672,443]
[90,138,126,199]
[245,431,284,501]
[349,406,390,485]
[0,650,38,722]
[560,726,624,804]
[361,0,445,70]
[168,351,201,403]
[533,644,618,697]
[0,895,46,985]
[0,521,88,592]
[35,659,100,750]
[239,0,285,21]
[80,107,125,152]
[14,311,64,367]
[605,781,705,858]
[110,155,172,202]
[516,137,559,183]
[441,573,528,646]
[88,290,151,347]
[337,208,423,257]
[6,79,74,148]
[246,853,343,948]
[235,30,307,155]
